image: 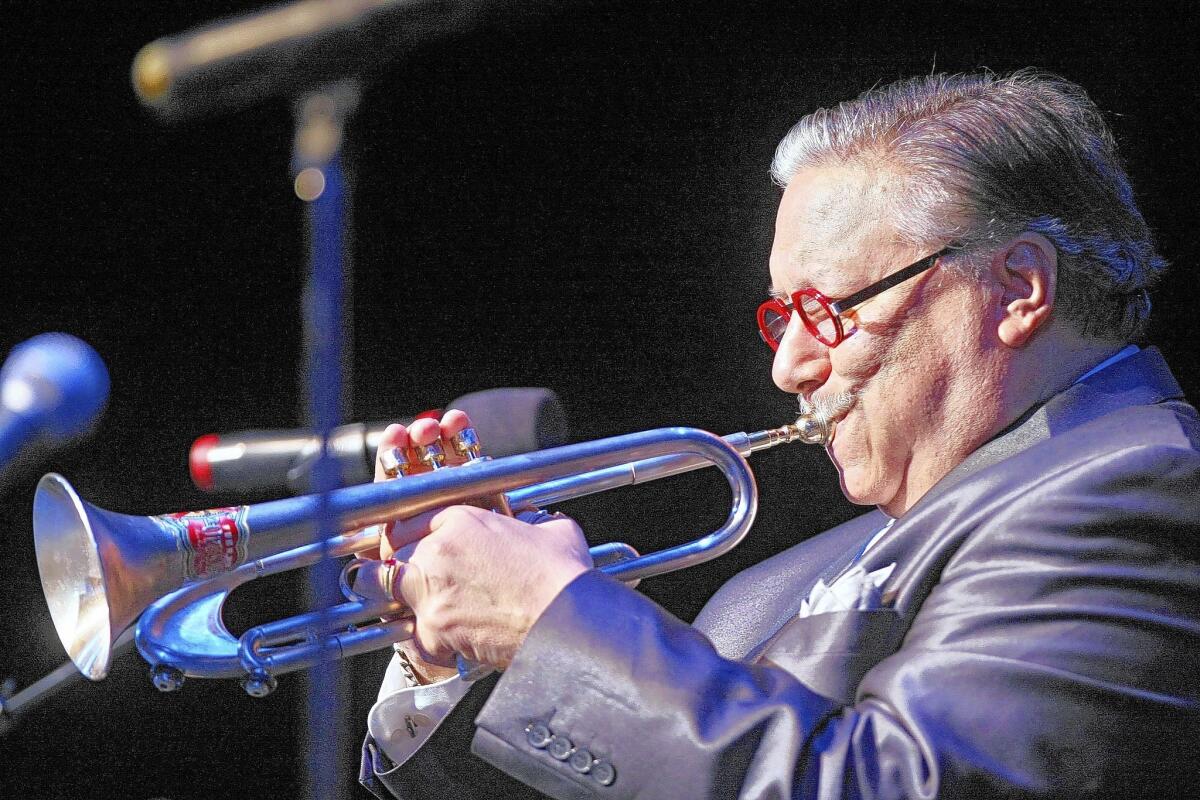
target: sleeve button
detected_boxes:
[548,734,573,761]
[591,759,616,786]
[568,747,593,773]
[525,722,552,749]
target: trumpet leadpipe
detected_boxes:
[506,418,820,509]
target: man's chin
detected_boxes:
[831,459,892,508]
[837,477,875,507]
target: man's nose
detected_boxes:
[771,312,830,395]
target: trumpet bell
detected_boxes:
[33,473,185,680]
[33,473,113,680]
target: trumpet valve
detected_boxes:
[380,447,411,479]
[451,427,483,461]
[416,441,447,470]
[450,428,512,515]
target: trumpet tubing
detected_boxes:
[34,414,831,696]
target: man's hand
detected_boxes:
[364,412,593,672]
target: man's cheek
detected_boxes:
[834,329,886,376]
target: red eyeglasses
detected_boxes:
[757,248,948,350]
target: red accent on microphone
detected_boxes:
[413,408,442,422]
[189,434,220,491]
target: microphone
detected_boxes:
[130,0,553,122]
[0,334,110,489]
[189,386,568,494]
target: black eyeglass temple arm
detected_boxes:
[830,249,949,314]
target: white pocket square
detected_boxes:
[799,562,896,618]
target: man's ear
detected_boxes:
[993,231,1057,348]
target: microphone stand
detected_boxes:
[0,629,135,737]
[292,79,358,800]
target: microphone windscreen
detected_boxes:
[1,333,110,439]
[448,387,568,456]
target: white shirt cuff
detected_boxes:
[367,652,472,767]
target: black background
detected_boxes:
[2,1,1197,798]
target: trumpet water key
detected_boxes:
[33,408,842,697]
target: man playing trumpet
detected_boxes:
[359,70,1200,799]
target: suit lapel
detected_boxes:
[694,510,887,661]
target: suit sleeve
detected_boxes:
[472,568,840,799]
[470,441,1200,799]
[361,672,551,800]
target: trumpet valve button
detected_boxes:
[450,427,483,461]
[150,664,185,693]
[416,441,446,470]
[380,447,410,479]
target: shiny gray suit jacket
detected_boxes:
[364,347,1200,799]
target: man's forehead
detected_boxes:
[784,178,873,237]
[770,164,897,291]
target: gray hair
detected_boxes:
[771,70,1166,342]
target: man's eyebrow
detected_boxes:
[769,263,854,299]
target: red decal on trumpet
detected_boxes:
[154,506,251,580]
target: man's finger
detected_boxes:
[409,621,457,669]
[374,422,410,481]
[407,417,441,448]
[351,557,402,602]
[440,409,472,440]
[438,409,475,467]
[394,559,426,618]
[385,507,442,550]
[388,557,456,667]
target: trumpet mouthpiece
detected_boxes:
[740,392,856,454]
[793,393,855,446]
